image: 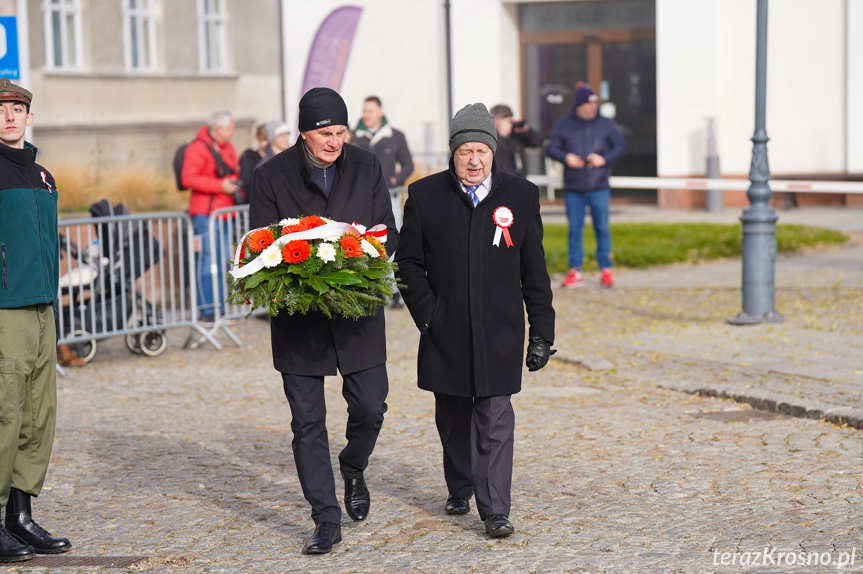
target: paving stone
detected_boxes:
[10,235,863,573]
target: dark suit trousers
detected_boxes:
[434,393,514,520]
[281,364,389,524]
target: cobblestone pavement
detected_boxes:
[10,237,863,573]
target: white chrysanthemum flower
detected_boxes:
[361,240,380,258]
[279,218,301,227]
[323,234,342,242]
[260,244,283,268]
[321,217,335,224]
[353,223,367,235]
[316,242,337,263]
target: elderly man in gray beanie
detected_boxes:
[395,103,556,539]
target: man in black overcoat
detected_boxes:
[394,103,555,538]
[249,87,398,554]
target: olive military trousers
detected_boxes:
[0,304,57,507]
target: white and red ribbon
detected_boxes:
[229,221,387,280]
[492,206,514,248]
[351,222,388,241]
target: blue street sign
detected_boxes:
[0,16,21,80]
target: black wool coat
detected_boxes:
[249,139,398,376]
[394,160,555,397]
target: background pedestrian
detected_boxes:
[546,83,626,289]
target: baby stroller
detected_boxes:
[58,199,168,363]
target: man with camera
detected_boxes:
[489,104,544,179]
[181,109,241,324]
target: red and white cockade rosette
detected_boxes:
[226,216,396,319]
[492,206,514,248]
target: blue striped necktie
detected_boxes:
[465,184,480,207]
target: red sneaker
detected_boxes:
[600,268,614,288]
[562,269,584,289]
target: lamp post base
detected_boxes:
[727,309,785,325]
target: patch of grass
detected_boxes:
[543,222,849,273]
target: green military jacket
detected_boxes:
[0,141,58,310]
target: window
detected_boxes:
[124,0,156,71]
[42,0,81,70]
[198,0,226,72]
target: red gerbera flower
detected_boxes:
[301,215,327,229]
[282,240,311,264]
[340,235,363,258]
[248,228,275,253]
[282,221,310,235]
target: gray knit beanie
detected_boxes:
[449,103,498,155]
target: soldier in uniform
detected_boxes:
[0,78,72,563]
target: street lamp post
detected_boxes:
[729,0,784,325]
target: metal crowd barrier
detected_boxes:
[187,204,265,350]
[57,210,220,361]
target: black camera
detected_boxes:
[232,180,247,205]
[511,120,526,129]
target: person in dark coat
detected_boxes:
[394,103,555,539]
[353,95,414,309]
[489,104,544,178]
[236,121,268,204]
[546,83,626,289]
[249,87,398,555]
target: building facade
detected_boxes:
[4,0,282,203]
[5,0,862,208]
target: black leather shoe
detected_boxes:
[0,525,35,563]
[342,473,370,522]
[484,514,515,538]
[5,489,71,554]
[302,522,342,555]
[445,497,470,515]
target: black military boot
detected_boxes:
[5,489,71,554]
[0,523,35,563]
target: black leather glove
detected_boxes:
[525,336,556,371]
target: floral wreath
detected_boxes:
[226,215,400,319]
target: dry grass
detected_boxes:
[53,162,188,214]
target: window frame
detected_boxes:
[123,0,158,72]
[42,0,83,71]
[197,0,227,73]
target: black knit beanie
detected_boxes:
[298,87,349,132]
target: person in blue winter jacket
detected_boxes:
[546,83,626,289]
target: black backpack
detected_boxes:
[173,138,235,191]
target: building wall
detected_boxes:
[848,0,863,174]
[13,0,860,206]
[282,0,525,169]
[657,0,848,179]
[26,0,283,176]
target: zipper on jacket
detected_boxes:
[1,242,6,289]
[32,188,50,295]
